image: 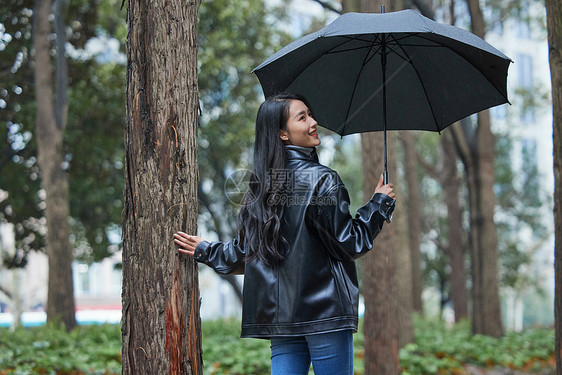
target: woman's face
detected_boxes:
[280,100,321,148]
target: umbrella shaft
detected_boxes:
[382,34,388,185]
[384,129,388,185]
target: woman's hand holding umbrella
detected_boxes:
[375,174,395,200]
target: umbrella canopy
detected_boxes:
[252,10,511,137]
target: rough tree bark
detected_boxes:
[342,0,360,13]
[358,0,406,372]
[395,135,414,347]
[121,0,203,373]
[545,0,561,370]
[361,132,400,374]
[33,0,76,330]
[394,173,415,347]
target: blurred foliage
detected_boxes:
[0,323,121,374]
[0,0,295,289]
[0,317,555,374]
[494,131,550,292]
[200,319,271,375]
[406,126,551,319]
[0,0,44,265]
[65,60,126,263]
[400,317,555,374]
[197,0,291,239]
[0,0,127,265]
[329,135,363,212]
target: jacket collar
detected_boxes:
[285,145,319,162]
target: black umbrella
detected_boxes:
[252,9,511,184]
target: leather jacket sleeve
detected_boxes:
[311,184,395,262]
[192,238,245,275]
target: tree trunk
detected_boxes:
[464,0,503,337]
[545,0,562,370]
[361,132,400,374]
[342,0,361,13]
[441,132,468,321]
[394,178,414,347]
[474,111,503,337]
[402,133,423,313]
[358,0,407,372]
[122,1,203,374]
[12,268,24,329]
[33,0,76,331]
[395,133,415,347]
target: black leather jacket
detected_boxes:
[193,146,395,338]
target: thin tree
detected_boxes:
[361,132,401,374]
[401,133,423,314]
[448,0,503,337]
[357,0,409,373]
[545,0,561,369]
[33,0,76,330]
[121,0,202,373]
[439,132,468,321]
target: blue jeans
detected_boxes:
[270,330,354,375]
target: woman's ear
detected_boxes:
[280,130,289,142]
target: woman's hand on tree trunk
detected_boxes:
[173,231,205,256]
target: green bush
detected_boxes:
[399,317,556,374]
[201,319,270,375]
[0,323,121,374]
[0,317,555,374]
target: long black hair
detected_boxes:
[238,93,311,266]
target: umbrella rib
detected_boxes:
[391,34,442,132]
[340,36,382,135]
[385,43,410,63]
[282,37,357,93]
[363,45,384,66]
[326,35,383,55]
[326,44,373,55]
[409,34,510,104]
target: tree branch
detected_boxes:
[221,275,243,302]
[0,285,12,300]
[411,0,435,19]
[310,0,341,15]
[449,121,471,170]
[430,236,448,255]
[399,133,441,180]
[0,67,14,79]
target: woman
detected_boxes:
[174,93,395,375]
